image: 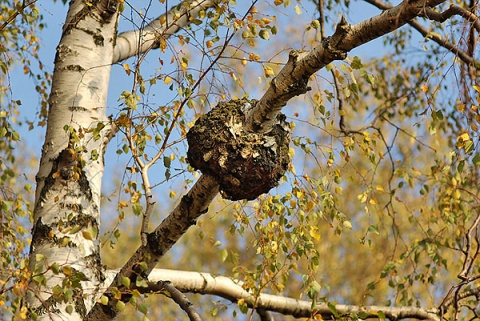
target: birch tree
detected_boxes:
[1,0,479,320]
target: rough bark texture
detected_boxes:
[187,99,290,200]
[27,1,118,320]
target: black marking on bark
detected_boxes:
[147,231,164,257]
[30,218,53,248]
[78,168,94,202]
[93,32,104,46]
[85,252,104,283]
[68,106,89,112]
[65,64,85,72]
[30,296,61,318]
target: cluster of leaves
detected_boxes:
[0,1,48,319]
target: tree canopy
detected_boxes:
[1,0,479,320]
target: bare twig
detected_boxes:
[138,281,203,321]
[459,210,480,280]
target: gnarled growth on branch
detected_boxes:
[187,99,290,200]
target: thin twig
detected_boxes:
[137,281,203,321]
[0,0,37,31]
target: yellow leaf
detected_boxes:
[181,61,188,72]
[123,63,130,76]
[274,0,283,5]
[335,186,343,195]
[309,226,321,240]
[62,266,73,275]
[82,230,93,240]
[261,17,273,24]
[118,201,128,208]
[290,199,297,208]
[164,76,172,85]
[458,132,470,141]
[343,221,352,229]
[263,65,275,78]
[306,200,315,211]
[294,5,302,15]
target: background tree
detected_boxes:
[1,0,479,320]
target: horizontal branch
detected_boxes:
[113,0,216,63]
[147,269,441,321]
[244,0,452,133]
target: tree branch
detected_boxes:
[113,0,217,63]
[244,0,450,133]
[364,0,478,65]
[422,4,480,33]
[86,174,219,320]
[439,285,480,314]
[137,281,203,321]
[146,269,440,321]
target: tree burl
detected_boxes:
[187,99,291,200]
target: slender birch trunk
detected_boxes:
[27,2,118,320]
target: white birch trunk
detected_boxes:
[28,1,118,320]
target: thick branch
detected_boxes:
[147,269,440,321]
[113,0,216,63]
[86,174,219,320]
[244,0,450,133]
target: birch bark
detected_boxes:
[28,1,118,319]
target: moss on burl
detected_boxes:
[187,98,291,200]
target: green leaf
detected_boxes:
[122,276,131,289]
[138,302,148,314]
[351,56,363,69]
[259,29,270,40]
[100,295,109,305]
[219,249,228,262]
[116,300,126,311]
